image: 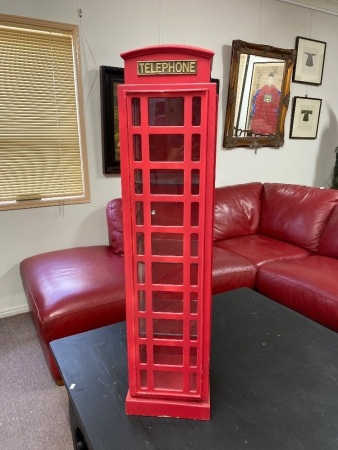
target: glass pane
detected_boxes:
[133,134,142,161]
[190,320,197,341]
[189,373,197,392]
[151,232,183,256]
[154,346,183,365]
[140,370,147,388]
[190,264,198,286]
[154,371,183,390]
[148,98,184,126]
[150,169,184,195]
[149,134,184,161]
[190,292,198,314]
[132,98,141,126]
[192,134,200,161]
[135,201,144,225]
[152,291,183,313]
[139,345,147,363]
[191,169,200,195]
[152,262,183,285]
[153,319,183,339]
[139,318,146,338]
[192,97,201,126]
[151,202,184,226]
[137,262,145,284]
[191,202,199,226]
[138,290,146,311]
[135,169,143,194]
[190,347,197,367]
[136,232,144,255]
[190,233,199,257]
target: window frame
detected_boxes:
[0,14,90,211]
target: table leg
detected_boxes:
[69,400,91,450]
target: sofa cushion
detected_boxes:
[256,256,338,332]
[213,183,262,241]
[214,234,311,267]
[20,246,126,381]
[259,183,338,251]
[21,246,126,324]
[318,205,338,258]
[212,247,256,295]
[106,199,124,255]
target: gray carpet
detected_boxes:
[0,313,73,450]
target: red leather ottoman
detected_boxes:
[20,246,126,383]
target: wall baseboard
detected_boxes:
[0,305,30,319]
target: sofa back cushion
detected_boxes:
[318,205,338,257]
[106,198,124,255]
[259,183,338,251]
[213,183,262,241]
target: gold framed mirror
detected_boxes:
[223,40,296,149]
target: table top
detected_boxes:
[51,288,338,449]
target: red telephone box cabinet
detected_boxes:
[118,45,217,420]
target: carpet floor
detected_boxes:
[0,313,73,450]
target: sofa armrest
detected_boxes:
[259,183,338,251]
[213,183,262,241]
[106,198,124,255]
[318,204,338,257]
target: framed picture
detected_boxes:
[99,69,218,173]
[245,61,285,133]
[289,96,322,139]
[211,77,220,95]
[100,66,124,174]
[293,37,326,85]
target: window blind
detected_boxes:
[0,15,90,210]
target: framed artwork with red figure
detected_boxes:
[223,40,296,149]
[246,62,284,135]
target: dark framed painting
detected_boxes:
[293,36,326,86]
[211,77,220,95]
[289,96,322,139]
[100,66,124,174]
[99,68,218,173]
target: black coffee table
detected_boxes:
[50,288,338,449]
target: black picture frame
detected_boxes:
[211,77,220,95]
[100,68,219,173]
[100,66,124,174]
[293,36,326,86]
[289,96,322,140]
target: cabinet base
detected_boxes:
[125,390,210,421]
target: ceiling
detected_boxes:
[278,0,338,15]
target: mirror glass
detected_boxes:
[223,40,296,149]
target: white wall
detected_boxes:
[1,0,338,315]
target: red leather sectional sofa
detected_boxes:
[20,182,338,382]
[213,182,338,332]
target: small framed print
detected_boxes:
[293,36,326,85]
[289,96,322,139]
